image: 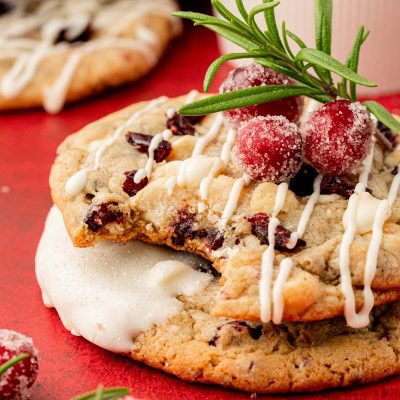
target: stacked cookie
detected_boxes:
[0,0,180,113]
[44,89,400,393]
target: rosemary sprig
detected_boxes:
[173,0,400,132]
[0,353,30,377]
[72,386,131,400]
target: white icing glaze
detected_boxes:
[164,176,177,196]
[191,113,224,156]
[36,207,210,353]
[177,156,224,188]
[272,258,293,324]
[259,217,280,323]
[258,182,289,323]
[288,174,323,248]
[220,128,236,165]
[343,191,390,234]
[338,148,386,328]
[64,96,167,196]
[219,175,246,228]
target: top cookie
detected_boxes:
[0,0,180,113]
[50,93,400,325]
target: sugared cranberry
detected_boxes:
[301,99,373,175]
[166,111,203,136]
[123,170,148,197]
[55,23,92,44]
[220,63,304,126]
[289,163,319,197]
[125,132,171,163]
[235,116,303,183]
[247,213,305,251]
[85,203,123,232]
[0,329,39,400]
[376,121,397,151]
[320,175,355,199]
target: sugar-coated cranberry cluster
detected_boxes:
[221,63,374,184]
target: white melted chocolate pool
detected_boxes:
[35,207,211,353]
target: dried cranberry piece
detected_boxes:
[55,23,92,44]
[85,203,122,232]
[208,321,263,346]
[123,170,148,197]
[206,229,224,251]
[125,132,171,162]
[289,163,319,197]
[247,213,305,251]
[320,175,355,199]
[170,211,224,249]
[376,121,397,151]
[170,210,196,246]
[166,111,203,136]
[392,166,399,176]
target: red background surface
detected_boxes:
[1,3,400,399]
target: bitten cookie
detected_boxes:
[50,93,400,324]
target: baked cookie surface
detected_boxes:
[0,0,181,113]
[134,287,400,393]
[50,93,400,324]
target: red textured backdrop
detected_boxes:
[1,8,400,400]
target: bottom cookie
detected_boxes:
[36,207,400,393]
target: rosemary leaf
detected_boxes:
[211,0,253,36]
[0,353,30,377]
[315,0,332,55]
[204,51,270,92]
[179,85,322,116]
[235,0,249,21]
[72,387,130,400]
[364,101,400,133]
[248,2,280,45]
[346,26,370,101]
[295,48,377,87]
[262,0,285,50]
[315,0,333,84]
[281,21,294,59]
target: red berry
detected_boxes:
[301,99,373,175]
[234,116,303,183]
[0,329,39,400]
[220,63,304,126]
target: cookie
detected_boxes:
[36,205,400,393]
[50,93,400,325]
[0,0,181,113]
[133,288,400,393]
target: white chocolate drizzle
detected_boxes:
[337,149,397,328]
[288,174,323,248]
[65,96,168,196]
[259,182,288,323]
